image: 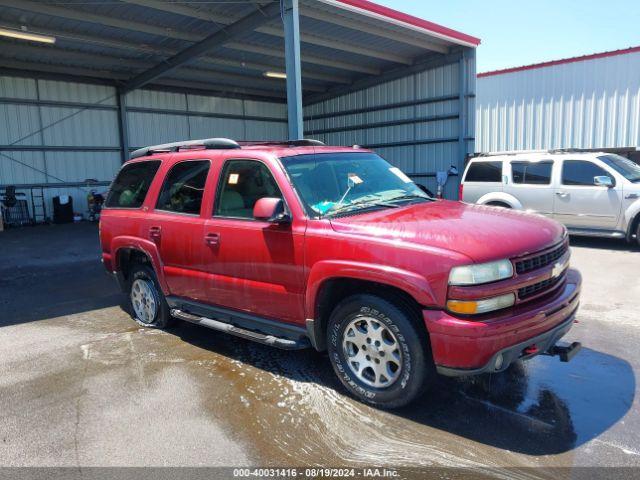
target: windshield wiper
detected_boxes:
[324,197,400,217]
[386,193,432,203]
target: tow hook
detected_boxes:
[544,341,582,362]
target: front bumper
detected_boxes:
[423,268,582,375]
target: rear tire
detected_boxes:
[128,263,174,329]
[326,294,435,409]
[636,222,640,248]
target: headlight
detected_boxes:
[447,293,516,315]
[449,259,514,286]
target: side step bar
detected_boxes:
[170,309,310,350]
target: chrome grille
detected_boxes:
[515,242,568,275]
[518,274,564,300]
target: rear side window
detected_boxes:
[465,161,502,182]
[106,161,160,208]
[512,161,553,185]
[156,160,210,215]
[562,160,612,186]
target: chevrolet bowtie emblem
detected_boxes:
[552,260,568,278]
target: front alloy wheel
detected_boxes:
[342,316,403,388]
[327,294,435,409]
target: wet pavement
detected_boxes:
[0,223,638,477]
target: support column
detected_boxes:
[457,49,467,169]
[282,0,304,140]
[116,89,130,164]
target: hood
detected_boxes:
[329,200,565,263]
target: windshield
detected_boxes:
[598,154,640,182]
[279,152,431,217]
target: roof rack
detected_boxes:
[239,139,326,147]
[130,138,240,159]
[476,148,618,158]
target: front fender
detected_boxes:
[305,260,437,319]
[477,192,522,209]
[110,236,169,294]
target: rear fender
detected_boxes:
[477,192,522,209]
[111,236,169,294]
[305,260,436,319]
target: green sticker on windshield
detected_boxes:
[312,201,336,214]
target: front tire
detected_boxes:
[327,294,434,409]
[128,263,173,328]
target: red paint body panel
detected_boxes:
[100,144,581,371]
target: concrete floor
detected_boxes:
[0,223,639,477]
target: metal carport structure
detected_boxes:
[0,0,479,217]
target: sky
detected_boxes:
[375,0,640,73]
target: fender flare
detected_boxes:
[305,260,436,320]
[476,192,522,210]
[110,236,169,294]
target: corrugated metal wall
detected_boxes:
[304,51,476,199]
[476,50,640,153]
[0,75,286,220]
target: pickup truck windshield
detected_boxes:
[280,152,431,217]
[598,154,640,183]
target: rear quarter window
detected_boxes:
[464,161,503,182]
[105,160,161,209]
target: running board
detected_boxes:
[567,228,625,238]
[170,309,310,350]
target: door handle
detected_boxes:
[149,226,162,239]
[204,233,220,246]
[556,191,568,197]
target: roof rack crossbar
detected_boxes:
[131,138,240,159]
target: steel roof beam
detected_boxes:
[121,3,282,93]
[0,0,379,75]
[0,40,328,92]
[0,59,290,100]
[123,0,449,54]
[121,0,413,64]
[224,41,380,75]
[0,22,350,85]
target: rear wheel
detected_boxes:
[128,263,173,328]
[327,294,434,409]
[636,222,640,248]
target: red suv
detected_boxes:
[100,138,582,409]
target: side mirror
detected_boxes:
[253,197,290,223]
[594,176,614,188]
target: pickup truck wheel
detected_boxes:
[128,264,173,329]
[327,294,434,409]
